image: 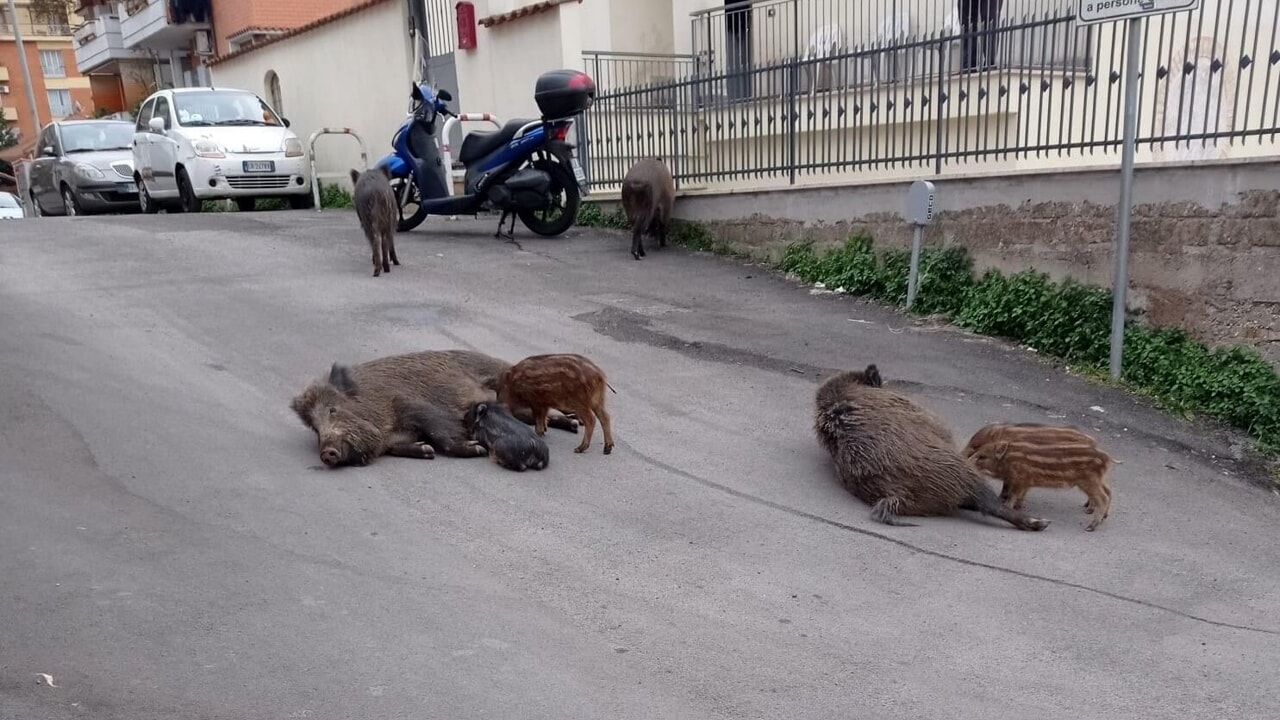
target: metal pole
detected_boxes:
[6,0,43,138]
[1108,16,1143,381]
[906,224,924,309]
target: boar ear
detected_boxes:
[289,388,318,431]
[328,363,359,396]
[994,441,1010,460]
[349,168,361,186]
[864,364,882,388]
[475,402,488,418]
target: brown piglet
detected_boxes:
[494,353,617,455]
[962,423,1114,531]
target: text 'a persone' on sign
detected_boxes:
[1076,0,1201,25]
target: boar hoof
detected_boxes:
[603,443,613,455]
[1025,517,1051,532]
[465,440,487,457]
[414,442,435,459]
[574,445,587,454]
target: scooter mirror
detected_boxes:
[437,89,453,103]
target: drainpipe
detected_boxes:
[4,0,43,138]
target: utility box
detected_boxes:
[456,2,477,50]
[906,179,936,225]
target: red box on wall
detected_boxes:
[456,2,477,50]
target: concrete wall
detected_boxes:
[208,1,412,190]
[666,160,1280,368]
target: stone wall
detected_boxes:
[656,160,1280,368]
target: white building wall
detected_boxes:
[208,1,413,190]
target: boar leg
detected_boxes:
[869,497,919,527]
[630,221,646,260]
[386,230,400,266]
[370,236,382,277]
[593,402,614,455]
[387,442,437,460]
[1083,484,1111,531]
[961,485,1050,531]
[656,218,668,248]
[508,405,579,434]
[572,405,595,453]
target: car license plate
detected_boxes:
[243,160,275,173]
[117,181,137,193]
[570,158,589,195]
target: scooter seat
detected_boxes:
[458,119,537,164]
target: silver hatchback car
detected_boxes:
[26,119,139,216]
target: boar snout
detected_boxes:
[320,446,343,467]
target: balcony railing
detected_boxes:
[0,21,75,38]
[74,16,148,73]
[582,0,1280,191]
[120,0,210,49]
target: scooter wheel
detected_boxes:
[391,177,429,232]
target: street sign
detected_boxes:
[1076,0,1201,26]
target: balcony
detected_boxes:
[74,17,149,74]
[120,0,210,52]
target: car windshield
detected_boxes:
[0,193,20,208]
[59,123,135,153]
[172,91,283,127]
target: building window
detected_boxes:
[47,90,73,118]
[39,50,66,78]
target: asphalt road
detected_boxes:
[1,209,1277,720]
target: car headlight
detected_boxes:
[73,163,106,181]
[283,137,304,158]
[193,139,225,158]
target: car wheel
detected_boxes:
[176,168,201,213]
[235,197,256,212]
[61,185,83,217]
[28,192,43,217]
[138,179,160,214]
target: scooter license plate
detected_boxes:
[570,158,589,196]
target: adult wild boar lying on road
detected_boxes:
[290,349,579,468]
[812,363,1051,531]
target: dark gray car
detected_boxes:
[26,120,139,216]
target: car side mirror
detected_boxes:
[281,117,291,128]
[41,146,55,157]
[148,117,166,133]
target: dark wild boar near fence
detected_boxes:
[620,157,675,261]
[350,165,400,277]
[962,423,1115,531]
[493,353,617,455]
[812,364,1051,531]
[290,349,579,468]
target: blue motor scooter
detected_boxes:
[376,68,595,238]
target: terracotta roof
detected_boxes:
[210,0,396,66]
[478,0,583,29]
[226,26,289,41]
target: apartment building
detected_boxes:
[1,1,95,163]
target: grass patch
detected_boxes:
[578,202,1280,471]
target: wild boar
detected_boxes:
[463,400,550,472]
[962,423,1114,531]
[620,157,675,261]
[290,349,578,468]
[492,353,616,455]
[813,364,1050,531]
[350,165,399,277]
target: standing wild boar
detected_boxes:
[464,400,550,472]
[290,349,579,468]
[812,363,1050,531]
[350,165,399,277]
[962,423,1114,531]
[492,353,616,455]
[620,157,675,261]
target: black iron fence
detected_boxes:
[581,0,1280,191]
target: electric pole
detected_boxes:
[5,0,44,144]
